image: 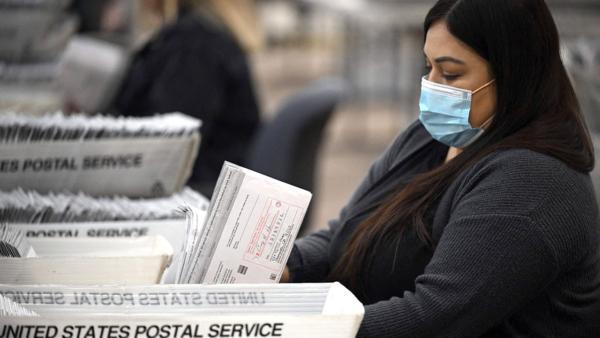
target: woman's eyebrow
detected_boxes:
[434,56,466,65]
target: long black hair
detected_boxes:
[330,0,594,295]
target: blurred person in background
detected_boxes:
[282,0,600,337]
[112,0,262,197]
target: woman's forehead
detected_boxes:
[424,22,481,65]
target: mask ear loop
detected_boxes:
[472,79,496,129]
[472,79,496,94]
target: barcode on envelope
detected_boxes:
[238,265,248,275]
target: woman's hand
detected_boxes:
[280,266,290,283]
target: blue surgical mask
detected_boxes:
[419,76,495,148]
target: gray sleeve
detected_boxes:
[287,127,409,282]
[358,214,558,338]
[356,152,571,338]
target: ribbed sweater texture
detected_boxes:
[288,121,600,337]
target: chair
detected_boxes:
[246,78,346,235]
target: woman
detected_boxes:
[284,0,600,337]
[113,0,261,197]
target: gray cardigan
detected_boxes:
[287,121,600,337]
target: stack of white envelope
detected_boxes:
[1,187,210,284]
[0,283,365,338]
[0,224,35,258]
[0,123,359,337]
[176,162,313,285]
[2,161,311,287]
[0,112,201,197]
[0,294,37,317]
[2,219,175,285]
[0,187,208,223]
[0,111,208,285]
[0,235,174,285]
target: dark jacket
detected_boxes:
[113,10,260,197]
[288,121,600,337]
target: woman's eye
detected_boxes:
[442,74,460,81]
[423,65,432,75]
